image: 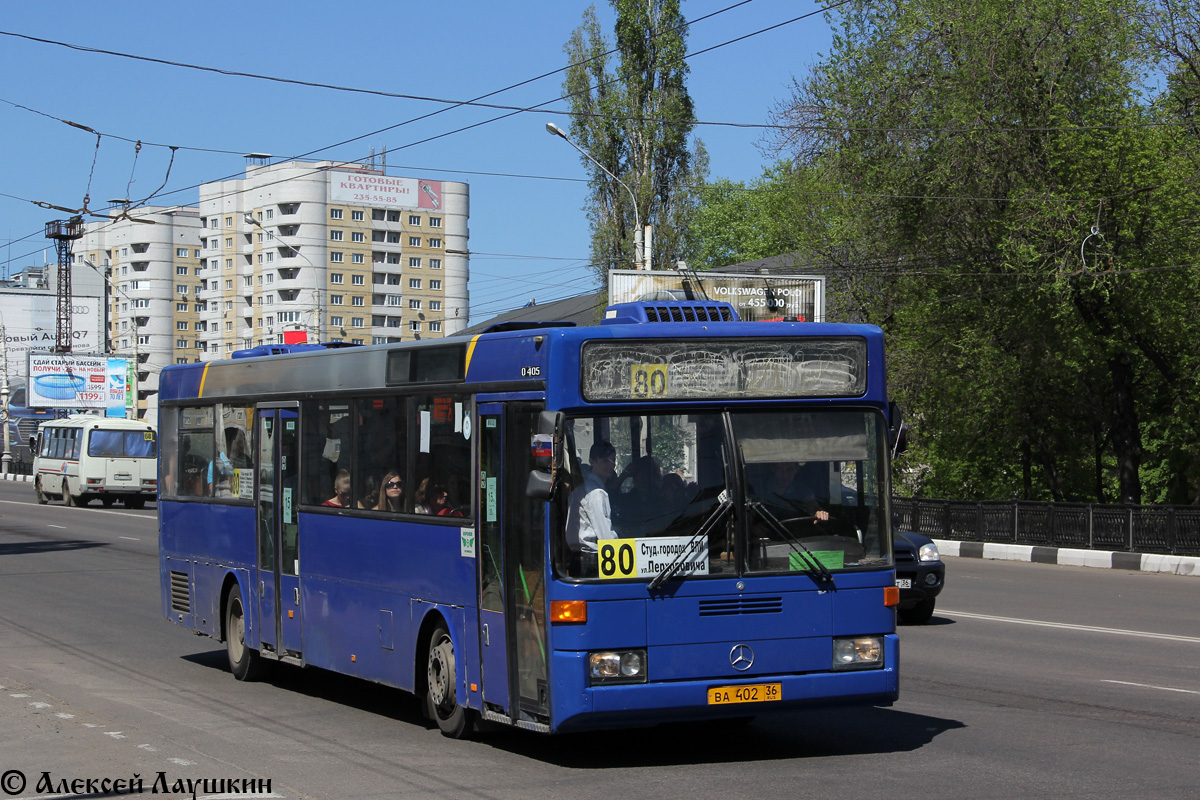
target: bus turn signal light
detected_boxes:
[884,586,899,607]
[550,600,587,623]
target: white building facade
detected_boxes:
[64,160,469,424]
[198,161,469,356]
[76,207,203,424]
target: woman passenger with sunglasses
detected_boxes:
[374,470,405,512]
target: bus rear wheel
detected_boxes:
[100,497,115,508]
[225,590,265,681]
[425,623,472,738]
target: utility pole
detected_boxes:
[45,216,84,353]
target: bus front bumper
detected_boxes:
[550,633,899,733]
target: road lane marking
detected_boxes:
[47,524,66,529]
[0,499,150,518]
[939,610,1200,643]
[119,536,139,541]
[1102,680,1200,695]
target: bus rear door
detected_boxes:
[256,405,303,660]
[477,403,549,728]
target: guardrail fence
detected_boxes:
[892,497,1200,556]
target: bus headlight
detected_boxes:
[588,649,647,684]
[832,636,883,670]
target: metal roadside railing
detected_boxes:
[893,497,1200,557]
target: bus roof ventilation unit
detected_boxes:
[231,341,360,359]
[601,301,739,325]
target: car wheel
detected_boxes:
[898,598,936,625]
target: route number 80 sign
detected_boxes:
[630,363,668,399]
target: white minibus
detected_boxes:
[32,415,157,508]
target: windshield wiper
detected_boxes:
[647,493,731,590]
[748,500,835,585]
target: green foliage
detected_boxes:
[692,0,1200,503]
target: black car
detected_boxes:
[892,530,945,624]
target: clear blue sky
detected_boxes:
[0,0,833,325]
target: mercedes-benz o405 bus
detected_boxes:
[158,300,903,737]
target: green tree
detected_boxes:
[562,1,707,282]
[764,0,1200,502]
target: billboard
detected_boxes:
[608,270,825,323]
[1,295,101,384]
[26,353,129,415]
[328,170,443,210]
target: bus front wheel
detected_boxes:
[225,591,265,681]
[425,623,472,738]
[35,479,47,505]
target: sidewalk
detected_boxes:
[934,539,1200,577]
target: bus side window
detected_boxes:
[354,396,407,512]
[410,394,472,518]
[302,401,351,506]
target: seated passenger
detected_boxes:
[419,483,453,515]
[661,472,688,512]
[180,453,210,497]
[357,473,380,509]
[322,469,351,507]
[413,478,434,514]
[374,470,404,512]
[433,486,465,518]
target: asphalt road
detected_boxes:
[0,480,1196,799]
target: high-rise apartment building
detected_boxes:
[76,206,203,424]
[198,160,469,356]
[72,160,469,424]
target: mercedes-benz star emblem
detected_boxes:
[729,644,754,671]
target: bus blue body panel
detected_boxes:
[297,512,477,693]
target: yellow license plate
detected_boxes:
[707,682,782,705]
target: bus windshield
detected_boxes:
[556,409,890,581]
[87,429,158,459]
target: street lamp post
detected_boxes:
[0,324,10,475]
[546,122,650,270]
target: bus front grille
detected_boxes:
[169,570,191,613]
[698,596,783,616]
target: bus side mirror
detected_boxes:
[888,401,908,458]
[527,410,564,500]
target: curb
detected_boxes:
[0,473,33,483]
[934,539,1200,577]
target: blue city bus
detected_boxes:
[158,299,902,737]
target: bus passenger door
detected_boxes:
[256,405,302,659]
[477,404,550,725]
[477,406,508,715]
